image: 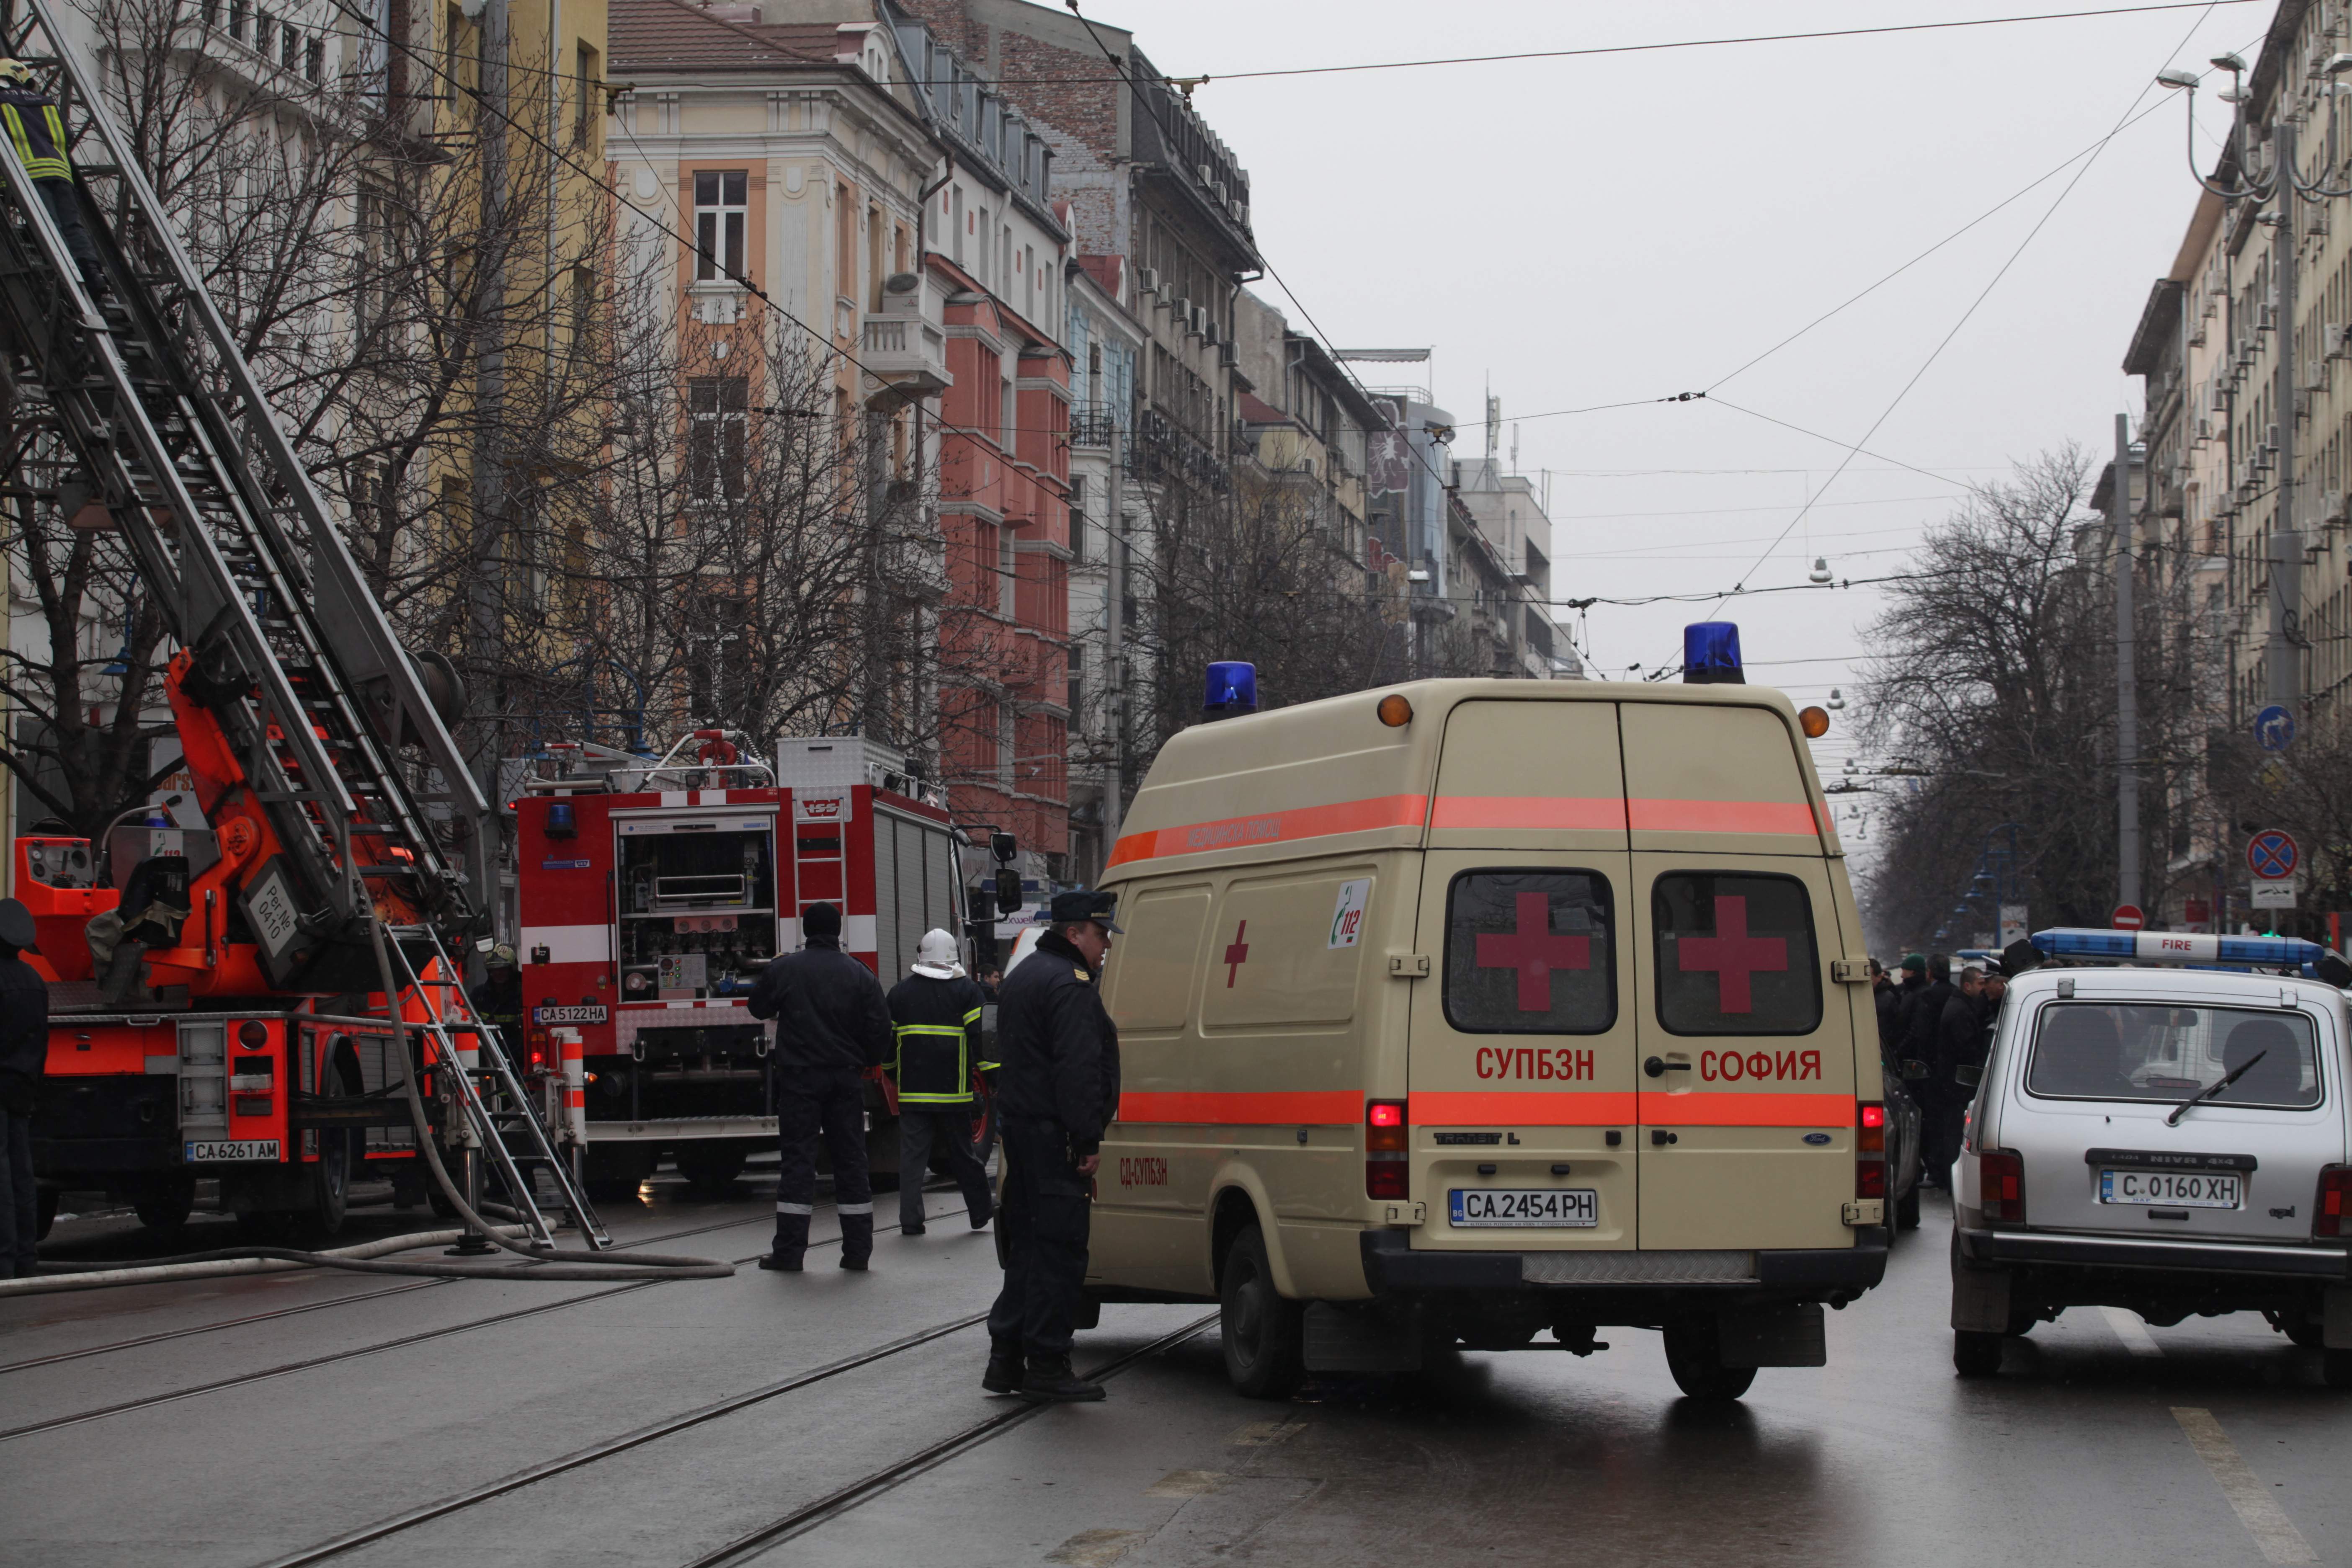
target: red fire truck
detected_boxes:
[512,732,994,1197]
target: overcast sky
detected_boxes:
[1087,0,2263,877]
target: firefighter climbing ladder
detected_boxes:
[0,0,606,1245]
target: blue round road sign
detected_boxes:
[2255,704,2297,752]
[2249,829,2299,881]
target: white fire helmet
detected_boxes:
[912,928,964,980]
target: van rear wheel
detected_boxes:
[1220,1224,1303,1400]
[1954,1330,2004,1377]
[2324,1349,2352,1389]
[1661,1319,1756,1402]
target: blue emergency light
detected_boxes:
[1203,661,1259,721]
[1683,622,1745,684]
[2028,927,2329,967]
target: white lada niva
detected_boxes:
[1951,929,2352,1381]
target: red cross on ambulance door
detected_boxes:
[1629,851,1857,1253]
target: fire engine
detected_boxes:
[512,732,1003,1197]
[12,4,597,1254]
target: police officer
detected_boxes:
[885,928,995,1236]
[747,901,892,1272]
[985,889,1120,1404]
[0,60,103,294]
[0,898,49,1280]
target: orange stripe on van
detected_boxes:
[1414,1091,1638,1125]
[1430,796,1626,831]
[1119,1091,1362,1124]
[1640,1092,1854,1127]
[1627,798,1821,836]
[1106,794,1427,867]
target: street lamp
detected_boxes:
[1808,556,1833,584]
[1827,687,1846,711]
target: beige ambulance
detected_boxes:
[1088,667,1887,1402]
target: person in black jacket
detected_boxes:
[0,898,49,1279]
[885,928,994,1236]
[1899,954,1953,1075]
[985,889,1121,1405]
[747,901,892,1271]
[1870,959,1901,1065]
[1923,966,1986,1187]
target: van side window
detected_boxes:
[1652,872,1821,1036]
[1442,870,1614,1034]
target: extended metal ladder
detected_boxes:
[0,1,603,1238]
[0,0,486,988]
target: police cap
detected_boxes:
[0,897,36,951]
[1049,888,1122,934]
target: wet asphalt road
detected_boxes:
[2,1177,2346,1568]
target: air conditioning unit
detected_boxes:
[2189,320,2207,348]
[1218,340,1237,368]
[2259,302,2278,332]
[2326,488,2349,523]
[2307,357,2330,394]
[2196,415,2213,441]
[1135,265,1158,294]
[1202,318,1219,347]
[2213,380,2232,412]
[1188,303,1205,337]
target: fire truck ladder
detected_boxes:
[0,0,487,990]
[0,3,621,1255]
[383,924,611,1250]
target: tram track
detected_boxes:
[0,1202,969,1442]
[0,1207,781,1377]
[255,1310,1220,1568]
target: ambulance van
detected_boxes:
[1088,649,1887,1401]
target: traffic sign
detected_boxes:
[2255,704,2297,752]
[2248,829,2300,881]
[2112,904,2144,931]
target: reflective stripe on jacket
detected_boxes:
[885,972,988,1105]
[0,90,70,180]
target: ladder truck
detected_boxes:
[3,0,598,1248]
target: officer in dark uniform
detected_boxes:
[0,898,50,1279]
[985,889,1121,1404]
[746,901,892,1272]
[885,928,995,1236]
[0,59,104,293]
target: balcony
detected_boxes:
[861,314,951,409]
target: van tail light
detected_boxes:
[1366,1099,1408,1200]
[2316,1166,2352,1239]
[1856,1101,1886,1199]
[1980,1148,2026,1224]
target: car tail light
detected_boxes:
[1366,1099,1408,1200]
[1980,1148,2026,1224]
[2316,1166,2352,1239]
[1856,1101,1887,1199]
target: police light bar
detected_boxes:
[2030,927,2329,967]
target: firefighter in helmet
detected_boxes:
[0,60,106,294]
[884,928,995,1237]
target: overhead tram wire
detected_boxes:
[1684,1,2233,627]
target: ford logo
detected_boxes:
[1802,1132,1832,1146]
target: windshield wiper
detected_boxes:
[2166,1049,2265,1127]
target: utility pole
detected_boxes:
[2269,115,2302,710]
[2113,414,2141,913]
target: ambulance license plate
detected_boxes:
[185,1139,280,1163]
[1449,1188,1598,1228]
[2099,1169,2241,1208]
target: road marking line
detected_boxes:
[1045,1528,1144,1566]
[2172,1408,2318,1565]
[1144,1469,1227,1498]
[1227,1417,1309,1447]
[2101,1306,2165,1357]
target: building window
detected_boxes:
[575,41,600,150]
[695,170,747,283]
[282,21,299,70]
[688,377,747,501]
[1069,477,1087,563]
[304,34,323,81]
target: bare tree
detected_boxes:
[1858,446,2208,951]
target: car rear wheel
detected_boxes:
[1954,1330,2004,1377]
[133,1173,196,1234]
[1662,1320,1757,1402]
[1219,1223,1303,1400]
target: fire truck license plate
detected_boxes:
[532,1005,608,1025]
[1449,1189,1598,1228]
[185,1139,280,1163]
[2099,1169,2241,1208]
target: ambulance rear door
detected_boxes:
[1621,701,1856,1253]
[1406,697,1638,1255]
